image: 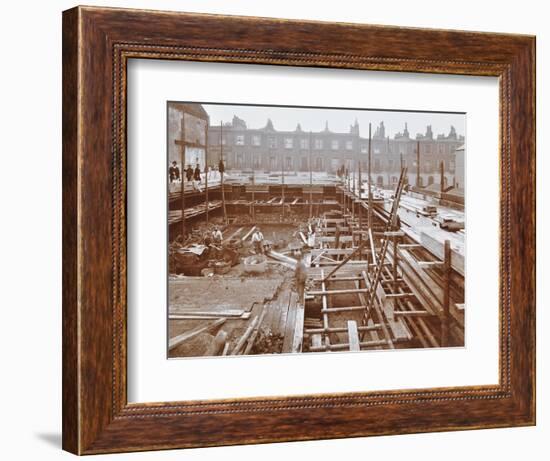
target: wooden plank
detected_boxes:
[347,321,360,351]
[224,226,243,242]
[420,231,465,276]
[241,226,257,242]
[230,316,259,355]
[375,283,412,341]
[307,288,369,296]
[320,270,331,349]
[169,312,251,320]
[169,309,245,318]
[168,318,226,351]
[243,306,269,355]
[291,306,305,353]
[276,291,291,336]
[311,334,322,349]
[282,293,299,353]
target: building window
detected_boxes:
[300,138,309,149]
[346,140,353,150]
[374,159,381,171]
[221,136,226,145]
[314,138,323,149]
[252,135,261,146]
[388,159,394,169]
[301,157,308,170]
[314,157,323,170]
[374,148,380,154]
[284,137,293,149]
[285,156,292,169]
[331,139,339,150]
[236,153,244,168]
[253,156,261,168]
[268,137,277,148]
[391,176,398,184]
[360,144,367,153]
[235,135,245,146]
[424,160,432,173]
[269,156,277,170]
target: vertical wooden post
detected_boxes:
[392,235,398,291]
[205,121,209,224]
[351,159,357,221]
[441,239,451,346]
[251,162,255,221]
[180,115,186,237]
[281,151,285,220]
[220,121,227,224]
[358,140,362,234]
[416,140,421,188]
[309,131,313,219]
[368,122,372,230]
[440,160,445,193]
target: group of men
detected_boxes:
[169,160,226,190]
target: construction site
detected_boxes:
[167,103,465,358]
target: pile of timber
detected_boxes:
[168,200,222,224]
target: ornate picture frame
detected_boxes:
[62,6,535,454]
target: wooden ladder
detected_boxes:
[360,167,408,330]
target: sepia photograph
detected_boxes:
[167,102,465,358]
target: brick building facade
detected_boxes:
[206,115,464,188]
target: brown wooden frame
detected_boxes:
[62,5,536,455]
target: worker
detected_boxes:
[193,163,203,192]
[185,164,193,182]
[294,252,308,306]
[251,228,264,254]
[218,159,225,176]
[169,161,180,183]
[194,163,202,182]
[212,226,223,245]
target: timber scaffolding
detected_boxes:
[300,169,464,353]
[168,167,464,356]
[168,178,342,240]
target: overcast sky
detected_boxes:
[201,103,465,139]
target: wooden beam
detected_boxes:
[243,306,269,355]
[347,321,360,351]
[282,293,299,353]
[291,306,305,353]
[230,315,259,355]
[168,318,226,351]
[309,339,388,352]
[305,324,382,334]
[241,226,256,242]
